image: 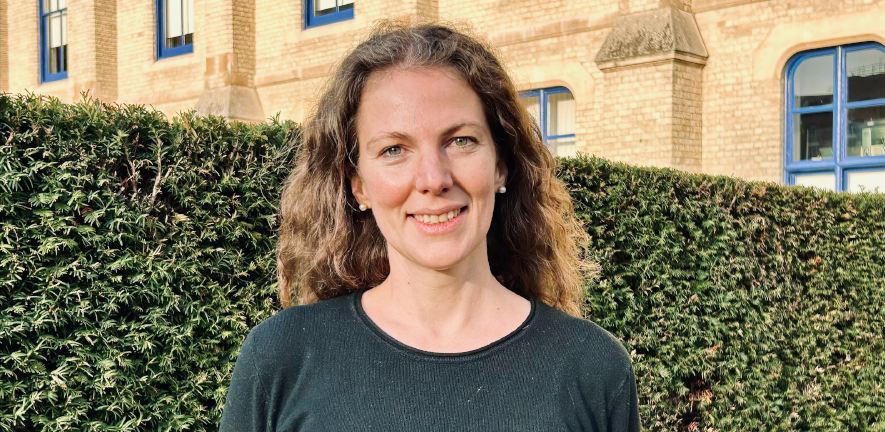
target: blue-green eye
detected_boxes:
[383,146,403,156]
[452,137,473,146]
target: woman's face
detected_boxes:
[351,66,507,272]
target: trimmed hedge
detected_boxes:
[2,94,884,431]
[560,160,885,431]
[0,94,294,431]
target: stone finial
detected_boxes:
[595,6,707,70]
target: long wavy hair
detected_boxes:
[277,21,589,316]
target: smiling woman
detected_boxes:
[220,22,640,432]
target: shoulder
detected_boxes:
[241,293,357,368]
[532,302,634,381]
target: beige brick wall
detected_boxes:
[116,1,203,115]
[2,0,885,183]
[254,0,441,122]
[440,0,617,36]
[0,0,8,92]
[596,61,677,167]
[672,60,703,171]
[7,1,43,96]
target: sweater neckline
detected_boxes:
[351,289,538,362]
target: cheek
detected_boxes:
[363,170,411,209]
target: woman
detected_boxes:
[220,22,639,431]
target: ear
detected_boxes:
[495,158,508,190]
[350,174,370,210]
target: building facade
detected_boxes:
[1,0,884,191]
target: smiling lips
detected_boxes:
[412,208,462,224]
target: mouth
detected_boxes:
[409,206,468,225]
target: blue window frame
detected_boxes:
[520,87,577,157]
[785,42,885,192]
[304,0,354,29]
[39,0,68,83]
[157,0,194,59]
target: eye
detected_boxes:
[452,137,476,147]
[382,145,403,157]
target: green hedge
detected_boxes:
[561,160,885,431]
[2,94,884,431]
[0,94,294,431]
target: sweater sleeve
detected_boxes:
[220,331,271,432]
[607,369,640,432]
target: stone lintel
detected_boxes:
[595,6,707,70]
[596,51,707,71]
[195,85,266,123]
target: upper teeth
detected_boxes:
[414,208,460,224]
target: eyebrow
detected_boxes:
[364,121,486,147]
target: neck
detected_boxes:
[378,240,501,328]
[362,239,527,349]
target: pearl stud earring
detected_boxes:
[358,204,368,211]
[497,186,507,194]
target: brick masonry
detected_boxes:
[1,0,884,182]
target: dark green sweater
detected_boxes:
[220,291,640,431]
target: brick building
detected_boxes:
[1,0,884,191]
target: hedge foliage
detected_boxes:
[2,94,884,431]
[0,94,294,431]
[561,160,885,431]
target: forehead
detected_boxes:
[356,66,488,139]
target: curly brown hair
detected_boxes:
[277,21,589,316]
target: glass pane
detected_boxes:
[58,0,66,9]
[847,48,885,102]
[793,111,833,161]
[520,96,541,131]
[847,170,885,193]
[61,13,67,46]
[547,92,575,136]
[794,55,834,107]
[166,0,183,38]
[185,0,194,35]
[847,106,885,157]
[49,14,62,48]
[794,173,836,191]
[315,0,337,16]
[548,137,576,158]
[47,0,58,12]
[340,0,355,5]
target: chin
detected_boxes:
[410,252,467,271]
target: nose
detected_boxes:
[414,147,453,195]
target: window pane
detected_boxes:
[315,0,337,16]
[185,0,194,35]
[847,105,885,157]
[793,111,833,161]
[49,14,62,48]
[547,92,575,137]
[847,170,885,193]
[794,173,836,191]
[847,48,885,102]
[61,13,67,46]
[58,0,66,9]
[166,0,184,38]
[548,137,576,158]
[794,55,834,107]
[520,95,541,131]
[340,0,355,6]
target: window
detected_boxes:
[304,0,354,29]
[785,43,885,192]
[157,0,194,59]
[520,87,577,157]
[40,0,68,83]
